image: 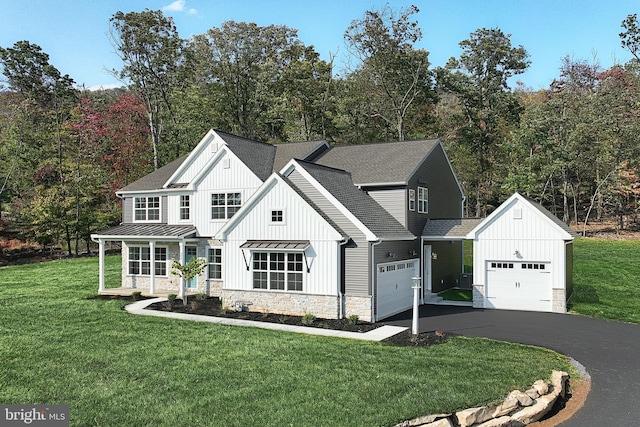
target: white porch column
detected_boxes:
[149,241,156,295]
[178,240,185,299]
[98,239,105,292]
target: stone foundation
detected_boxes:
[394,370,569,427]
[344,295,372,323]
[472,284,485,309]
[552,288,567,313]
[221,289,340,320]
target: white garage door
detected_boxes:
[377,259,419,320]
[485,261,552,312]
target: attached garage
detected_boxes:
[376,259,419,320]
[467,193,576,313]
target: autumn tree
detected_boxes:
[437,28,529,216]
[109,9,185,168]
[343,4,435,141]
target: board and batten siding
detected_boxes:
[222,177,342,296]
[407,143,463,235]
[367,188,407,227]
[287,169,371,297]
[192,150,264,237]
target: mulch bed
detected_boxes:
[96,294,454,347]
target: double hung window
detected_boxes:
[417,187,428,213]
[134,197,160,222]
[129,246,150,275]
[211,192,241,219]
[208,248,222,279]
[179,195,190,220]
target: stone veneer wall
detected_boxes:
[344,295,372,323]
[393,370,569,427]
[221,290,340,320]
[552,288,567,313]
[472,284,485,309]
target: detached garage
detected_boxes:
[466,193,576,313]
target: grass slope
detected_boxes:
[0,256,573,426]
[570,238,640,323]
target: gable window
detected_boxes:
[134,197,160,222]
[408,189,415,211]
[208,248,222,280]
[129,246,150,275]
[252,251,303,291]
[211,192,241,219]
[271,209,284,223]
[417,187,428,214]
[179,195,190,220]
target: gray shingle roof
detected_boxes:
[273,140,328,172]
[216,130,276,181]
[314,139,440,186]
[296,160,415,240]
[93,224,197,238]
[524,196,578,238]
[422,218,485,239]
[118,155,188,193]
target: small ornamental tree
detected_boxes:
[171,256,206,306]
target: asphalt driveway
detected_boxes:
[384,305,640,426]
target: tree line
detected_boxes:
[1,5,640,254]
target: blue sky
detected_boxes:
[0,0,638,91]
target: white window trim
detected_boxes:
[208,247,222,280]
[210,191,242,221]
[269,208,286,225]
[133,196,162,223]
[128,244,169,276]
[408,189,415,212]
[251,251,304,292]
[417,187,428,214]
[179,195,191,222]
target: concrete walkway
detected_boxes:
[125,298,407,342]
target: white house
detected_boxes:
[91,130,574,321]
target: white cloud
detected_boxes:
[162,0,197,14]
[84,83,124,92]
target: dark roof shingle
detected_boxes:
[314,139,440,185]
[296,161,414,240]
[422,218,485,239]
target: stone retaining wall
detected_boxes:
[394,370,569,427]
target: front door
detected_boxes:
[185,246,198,288]
[423,245,432,293]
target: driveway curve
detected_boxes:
[384,305,640,426]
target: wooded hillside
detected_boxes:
[2,6,640,255]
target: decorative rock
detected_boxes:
[397,414,451,427]
[524,387,540,400]
[532,379,549,396]
[456,406,493,427]
[509,390,534,407]
[551,371,569,399]
[424,418,454,427]
[476,415,521,427]
[491,394,519,418]
[511,394,558,425]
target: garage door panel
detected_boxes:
[486,261,552,312]
[377,260,418,320]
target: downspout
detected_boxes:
[338,238,349,319]
[420,236,424,304]
[371,239,382,323]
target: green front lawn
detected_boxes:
[0,256,574,426]
[438,288,473,302]
[570,238,640,323]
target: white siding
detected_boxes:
[169,131,224,184]
[167,192,194,224]
[191,150,264,237]
[223,178,343,296]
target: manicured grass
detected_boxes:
[570,238,640,323]
[0,256,574,426]
[438,288,473,302]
